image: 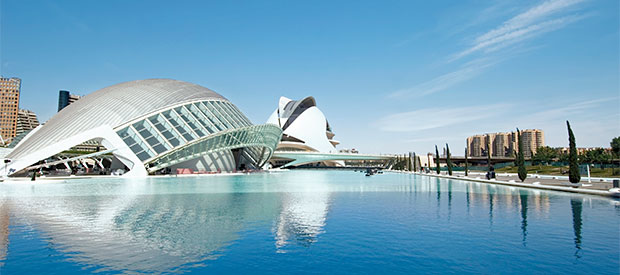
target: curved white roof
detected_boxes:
[8,79,227,159]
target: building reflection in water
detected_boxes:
[3,181,285,273]
[0,174,335,272]
[0,173,600,272]
[0,199,8,267]
[273,172,331,251]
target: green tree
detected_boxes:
[533,146,557,165]
[446,143,453,176]
[412,153,417,172]
[558,151,569,163]
[517,128,527,182]
[611,137,619,175]
[611,136,620,157]
[435,145,440,174]
[465,147,469,176]
[599,151,612,168]
[567,121,580,183]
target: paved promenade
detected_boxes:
[404,170,620,198]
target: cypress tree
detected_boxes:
[567,121,581,183]
[435,145,441,174]
[465,147,469,176]
[412,153,417,172]
[517,128,527,182]
[487,134,492,171]
[405,153,410,171]
[408,153,412,171]
[446,143,453,176]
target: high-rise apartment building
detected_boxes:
[467,134,486,157]
[520,129,545,157]
[0,77,21,143]
[16,109,40,136]
[466,129,544,158]
[58,90,81,112]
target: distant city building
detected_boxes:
[58,91,100,152]
[70,139,103,152]
[467,129,544,158]
[0,77,21,143]
[521,129,545,157]
[57,90,82,112]
[16,109,40,136]
[556,147,612,155]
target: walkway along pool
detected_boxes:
[0,170,618,274]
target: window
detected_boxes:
[116,126,155,161]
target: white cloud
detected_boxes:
[477,0,583,44]
[390,0,588,99]
[376,103,511,132]
[454,0,586,60]
[518,97,617,123]
[389,57,497,98]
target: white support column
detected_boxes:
[2,125,148,178]
[60,157,71,170]
[95,158,105,169]
[80,158,89,169]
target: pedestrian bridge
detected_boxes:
[271,151,394,168]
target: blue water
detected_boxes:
[0,170,618,274]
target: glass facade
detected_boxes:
[147,124,281,172]
[116,100,281,172]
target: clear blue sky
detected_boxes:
[1,0,618,154]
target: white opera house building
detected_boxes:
[1,79,282,177]
[266,96,343,167]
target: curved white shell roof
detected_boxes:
[267,96,337,154]
[8,79,227,159]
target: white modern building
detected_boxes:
[266,96,342,167]
[2,79,282,177]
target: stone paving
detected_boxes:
[420,170,616,191]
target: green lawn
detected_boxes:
[495,165,620,178]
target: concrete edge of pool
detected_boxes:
[393,171,620,198]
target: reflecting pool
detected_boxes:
[0,170,618,274]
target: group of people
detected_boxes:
[486,165,496,180]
